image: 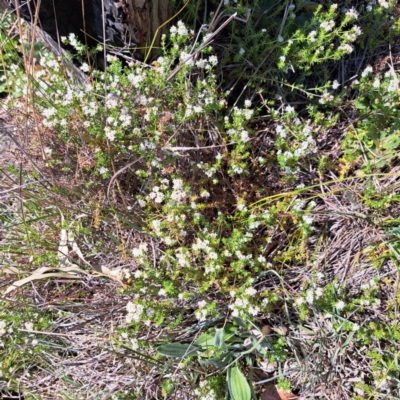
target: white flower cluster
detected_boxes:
[192,237,219,274]
[104,126,116,141]
[229,289,260,317]
[385,70,399,92]
[118,107,132,128]
[0,321,6,336]
[126,301,144,323]
[193,380,217,400]
[276,124,287,138]
[319,89,334,104]
[170,178,187,204]
[277,124,316,165]
[361,66,373,78]
[175,247,190,267]
[127,72,144,88]
[82,101,98,117]
[338,44,354,54]
[148,186,165,203]
[40,54,59,71]
[139,140,156,151]
[195,300,208,321]
[302,214,314,226]
[131,242,147,258]
[345,7,359,20]
[170,21,189,37]
[320,20,335,32]
[343,26,362,42]
[361,279,378,291]
[184,103,203,118]
[66,33,85,52]
[335,300,345,310]
[196,55,218,70]
[308,30,318,42]
[232,106,253,121]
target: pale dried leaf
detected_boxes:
[3,272,80,296]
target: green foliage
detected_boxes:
[1,0,400,398]
[342,67,400,170]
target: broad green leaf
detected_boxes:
[367,126,379,141]
[214,328,225,348]
[195,331,216,349]
[199,353,233,368]
[233,317,248,328]
[227,365,251,400]
[157,343,200,358]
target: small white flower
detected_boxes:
[361,65,374,78]
[177,21,189,36]
[345,7,358,19]
[332,80,340,89]
[352,26,362,37]
[240,130,249,142]
[302,215,313,225]
[308,30,318,42]
[198,300,207,308]
[378,0,389,8]
[0,321,6,336]
[306,290,314,304]
[276,125,287,138]
[130,338,139,350]
[320,20,335,32]
[285,105,295,113]
[237,201,247,211]
[245,287,257,296]
[80,63,90,72]
[295,297,304,306]
[335,300,345,310]
[338,44,354,54]
[25,322,34,331]
[244,99,251,108]
[104,127,116,141]
[106,55,118,63]
[248,306,260,316]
